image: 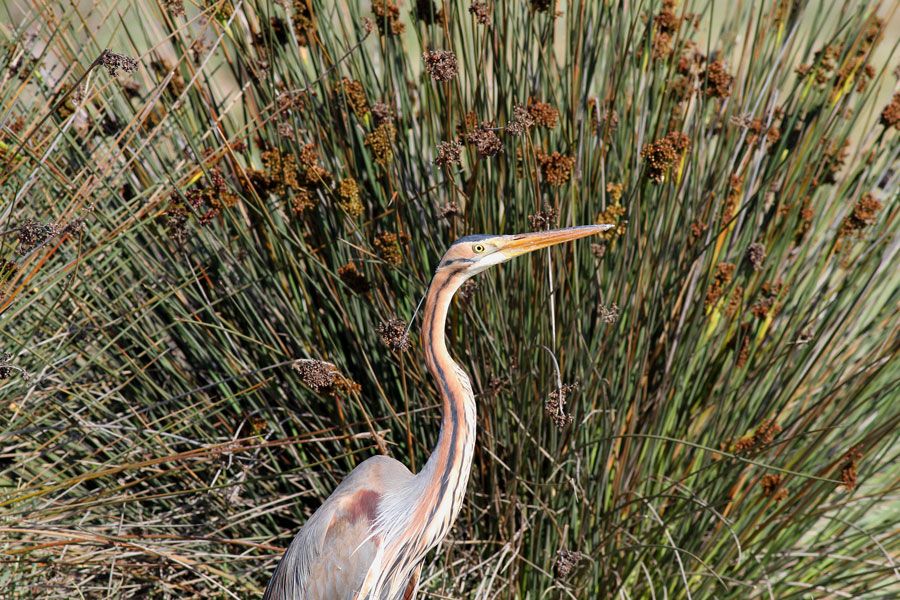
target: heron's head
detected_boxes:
[437,224,614,278]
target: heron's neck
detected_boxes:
[415,268,477,537]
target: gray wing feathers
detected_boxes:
[263,456,413,600]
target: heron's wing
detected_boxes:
[263,456,413,600]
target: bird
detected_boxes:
[263,224,611,600]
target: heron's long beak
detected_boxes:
[500,224,613,258]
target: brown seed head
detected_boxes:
[641,131,689,183]
[528,99,559,128]
[469,1,491,25]
[555,548,587,578]
[372,0,405,35]
[373,231,407,267]
[466,122,503,157]
[435,139,463,166]
[704,60,734,98]
[506,105,534,136]
[545,382,579,429]
[705,262,736,309]
[760,474,788,502]
[371,101,394,124]
[880,92,900,130]
[528,202,558,231]
[337,262,371,294]
[341,78,369,117]
[839,193,882,239]
[99,49,139,78]
[746,242,766,271]
[365,122,397,167]
[423,50,458,82]
[536,151,575,186]
[376,319,411,352]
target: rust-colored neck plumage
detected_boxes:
[416,266,478,543]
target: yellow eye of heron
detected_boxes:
[473,243,486,254]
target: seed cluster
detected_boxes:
[641,131,689,183]
[466,122,502,157]
[435,139,463,166]
[545,382,579,429]
[337,178,364,218]
[705,262,735,310]
[732,419,782,455]
[373,231,407,267]
[292,359,361,398]
[536,151,575,186]
[840,447,862,491]
[528,202,558,231]
[469,2,491,26]
[527,99,559,128]
[99,49,138,78]
[746,242,766,271]
[760,474,788,502]
[341,78,369,117]
[365,122,397,167]
[17,220,60,255]
[839,193,882,239]
[372,0,404,35]
[337,262,371,294]
[423,50,458,82]
[881,92,900,130]
[704,60,733,98]
[505,105,534,136]
[555,548,587,578]
[376,319,411,352]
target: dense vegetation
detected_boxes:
[1,0,897,597]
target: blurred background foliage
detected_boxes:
[0,0,898,597]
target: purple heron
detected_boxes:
[263,225,611,599]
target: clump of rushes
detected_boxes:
[435,139,463,166]
[641,131,689,183]
[839,193,882,240]
[372,0,404,35]
[423,50,458,82]
[364,121,396,166]
[555,548,587,578]
[732,419,782,455]
[373,231,408,266]
[705,262,736,309]
[469,1,491,26]
[466,122,502,157]
[292,359,360,398]
[536,151,575,186]
[760,474,788,502]
[340,78,369,117]
[545,382,579,429]
[880,92,900,130]
[337,262,371,294]
[376,319,411,352]
[505,105,534,136]
[337,178,364,217]
[528,98,559,128]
